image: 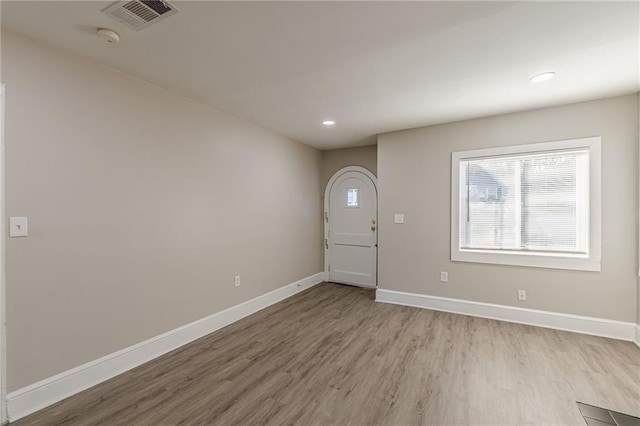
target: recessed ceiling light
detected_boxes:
[529,72,555,83]
[322,120,336,126]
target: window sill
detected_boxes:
[451,250,601,272]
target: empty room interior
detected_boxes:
[0,1,639,425]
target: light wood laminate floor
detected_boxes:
[13,283,640,425]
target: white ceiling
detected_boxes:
[2,1,639,150]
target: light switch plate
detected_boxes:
[394,214,405,224]
[9,217,28,237]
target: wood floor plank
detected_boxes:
[11,283,640,425]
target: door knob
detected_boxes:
[371,225,376,231]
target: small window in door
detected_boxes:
[347,188,359,207]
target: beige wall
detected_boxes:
[1,29,322,391]
[321,145,377,191]
[378,94,638,323]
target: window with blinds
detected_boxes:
[451,137,601,271]
[459,149,589,254]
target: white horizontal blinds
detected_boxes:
[459,149,589,255]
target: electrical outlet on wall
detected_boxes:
[440,272,448,283]
[234,275,241,287]
[518,289,527,301]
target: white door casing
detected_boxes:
[324,167,377,288]
[1,84,7,423]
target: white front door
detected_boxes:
[324,167,377,288]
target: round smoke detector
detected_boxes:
[97,28,120,44]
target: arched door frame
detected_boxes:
[323,166,378,282]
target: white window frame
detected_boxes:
[451,136,601,272]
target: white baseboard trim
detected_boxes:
[7,273,323,422]
[376,289,636,342]
[634,324,640,348]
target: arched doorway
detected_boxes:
[324,166,377,288]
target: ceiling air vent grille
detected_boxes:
[102,0,179,31]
